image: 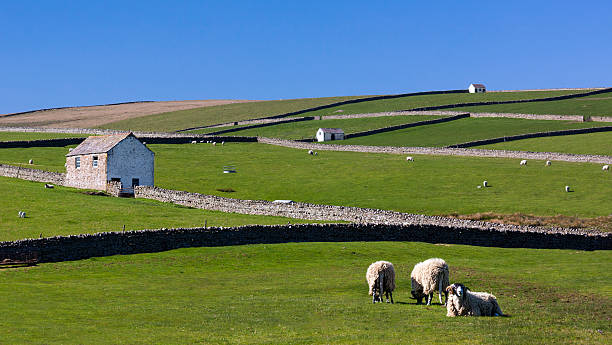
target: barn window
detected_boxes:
[75,157,80,168]
[93,156,98,167]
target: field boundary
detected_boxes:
[447,126,612,148]
[0,223,607,264]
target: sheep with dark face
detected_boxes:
[366,261,396,304]
[445,283,504,317]
[410,258,449,305]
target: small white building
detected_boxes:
[316,128,345,142]
[468,83,486,93]
[65,132,154,193]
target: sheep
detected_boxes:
[520,160,527,166]
[18,211,26,218]
[565,185,571,192]
[406,156,414,161]
[314,152,318,156]
[410,258,449,306]
[221,141,225,145]
[546,160,551,166]
[308,150,314,155]
[445,283,504,317]
[366,261,396,304]
[212,142,216,146]
[44,184,54,189]
[482,180,488,187]
[28,159,33,164]
[603,165,609,171]
[191,140,197,144]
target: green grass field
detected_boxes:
[0,132,88,141]
[0,241,609,344]
[477,131,612,156]
[3,143,611,219]
[454,93,612,117]
[329,117,610,147]
[0,177,321,242]
[98,96,365,132]
[189,115,443,139]
[97,90,587,132]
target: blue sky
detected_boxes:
[1,1,610,113]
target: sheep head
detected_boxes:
[447,283,469,299]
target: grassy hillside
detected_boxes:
[97,90,587,133]
[97,96,365,132]
[0,177,322,242]
[3,143,611,219]
[0,242,609,344]
[190,115,443,139]
[0,132,88,141]
[453,93,612,117]
[330,117,610,147]
[477,131,612,156]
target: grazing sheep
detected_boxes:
[308,150,314,155]
[18,211,26,218]
[565,185,571,192]
[191,141,197,144]
[44,184,54,189]
[445,283,504,317]
[28,159,33,164]
[221,141,225,145]
[411,258,450,305]
[546,160,551,166]
[482,180,488,187]
[406,156,414,161]
[520,160,527,166]
[314,152,318,156]
[603,165,609,171]
[199,140,205,143]
[366,261,396,304]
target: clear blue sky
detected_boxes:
[1,1,610,114]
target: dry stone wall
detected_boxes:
[0,164,65,184]
[0,223,607,264]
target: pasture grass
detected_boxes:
[4,142,611,222]
[331,117,611,147]
[0,177,322,242]
[0,241,609,344]
[189,115,443,139]
[0,145,75,172]
[454,93,612,117]
[0,131,88,141]
[98,96,365,132]
[477,131,612,156]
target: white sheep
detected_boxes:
[565,185,571,192]
[18,211,26,218]
[545,160,551,166]
[445,283,504,317]
[366,261,396,304]
[406,156,414,161]
[314,152,318,156]
[411,258,450,305]
[28,159,33,164]
[603,165,609,171]
[482,180,488,187]
[308,150,314,155]
[221,141,225,145]
[212,142,216,146]
[520,160,527,166]
[191,140,197,144]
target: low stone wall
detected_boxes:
[0,223,607,264]
[0,164,65,184]
[0,138,85,148]
[194,116,316,135]
[343,114,469,139]
[448,126,612,148]
[258,137,612,164]
[469,112,586,122]
[106,180,121,196]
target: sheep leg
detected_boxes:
[426,293,433,305]
[379,271,385,304]
[389,291,394,304]
[438,277,444,305]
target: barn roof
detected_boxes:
[318,128,344,134]
[470,83,486,88]
[66,132,134,156]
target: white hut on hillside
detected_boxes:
[468,83,486,93]
[316,128,345,142]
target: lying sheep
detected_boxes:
[603,165,609,171]
[445,283,504,317]
[411,258,449,305]
[565,185,571,192]
[406,156,413,161]
[520,160,527,166]
[308,150,314,155]
[366,261,396,304]
[191,141,197,144]
[545,160,551,166]
[482,180,488,187]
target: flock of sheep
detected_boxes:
[366,258,504,317]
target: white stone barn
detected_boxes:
[316,128,345,142]
[65,133,154,193]
[468,83,486,93]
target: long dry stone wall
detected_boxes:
[0,223,607,264]
[343,114,469,140]
[258,138,612,164]
[0,164,65,184]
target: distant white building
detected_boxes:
[65,132,154,194]
[316,128,345,142]
[468,83,486,93]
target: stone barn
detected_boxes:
[64,132,154,193]
[316,128,345,142]
[468,83,486,93]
